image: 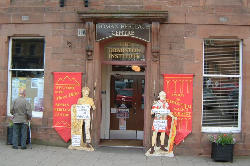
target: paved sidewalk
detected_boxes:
[0,141,249,166]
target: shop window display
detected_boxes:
[8,38,45,118]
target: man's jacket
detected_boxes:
[10,96,32,123]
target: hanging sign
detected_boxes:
[116,108,129,119]
[96,23,151,42]
[53,72,82,142]
[163,74,194,145]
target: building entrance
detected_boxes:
[109,74,144,140]
[100,64,145,146]
[99,39,146,146]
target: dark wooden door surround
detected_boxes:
[78,11,168,148]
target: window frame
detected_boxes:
[7,37,45,118]
[201,39,242,133]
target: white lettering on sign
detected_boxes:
[111,30,135,36]
[76,104,91,119]
[153,120,167,131]
[96,23,151,42]
[72,135,81,146]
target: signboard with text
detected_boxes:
[116,108,129,119]
[104,41,145,61]
[153,120,167,131]
[71,135,81,146]
[96,23,151,42]
[53,72,82,142]
[76,104,91,120]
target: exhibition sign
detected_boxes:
[53,72,82,142]
[163,74,194,145]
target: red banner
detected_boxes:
[53,72,82,142]
[163,74,193,145]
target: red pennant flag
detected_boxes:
[163,74,194,145]
[53,72,82,142]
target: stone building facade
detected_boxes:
[0,0,250,155]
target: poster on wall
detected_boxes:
[11,77,44,118]
[163,74,194,145]
[53,72,82,142]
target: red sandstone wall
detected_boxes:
[159,24,250,155]
[0,0,250,154]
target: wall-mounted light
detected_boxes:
[59,0,65,7]
[84,0,88,7]
[131,65,141,72]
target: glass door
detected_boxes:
[110,75,144,139]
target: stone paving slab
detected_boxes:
[0,141,249,166]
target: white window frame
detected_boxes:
[7,37,45,118]
[201,39,242,133]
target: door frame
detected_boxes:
[84,22,161,148]
[101,69,145,140]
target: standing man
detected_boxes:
[11,89,32,149]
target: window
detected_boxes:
[8,38,45,118]
[202,39,241,133]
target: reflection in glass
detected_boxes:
[141,79,145,110]
[115,79,134,108]
[203,77,239,127]
[12,39,44,69]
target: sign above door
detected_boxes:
[104,41,145,61]
[96,23,151,42]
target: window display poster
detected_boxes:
[11,77,27,102]
[37,79,44,98]
[11,77,44,118]
[31,78,39,88]
[34,97,44,112]
[119,118,126,130]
